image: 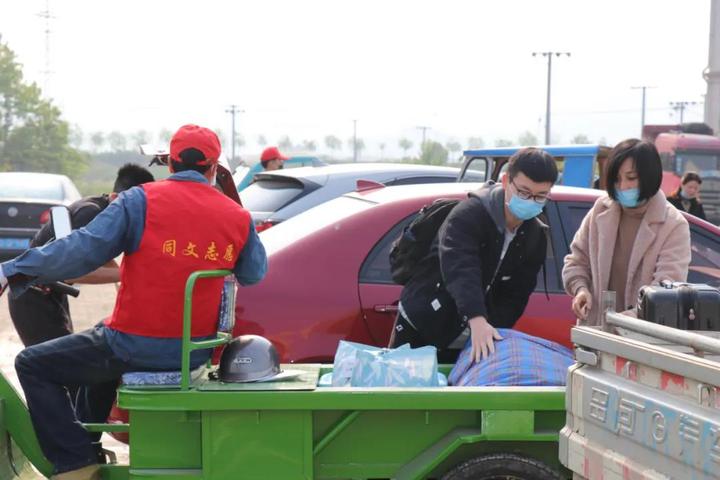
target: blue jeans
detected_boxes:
[15,324,143,474]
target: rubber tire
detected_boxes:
[441,452,562,480]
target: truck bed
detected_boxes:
[560,312,720,480]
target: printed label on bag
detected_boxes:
[431,298,441,311]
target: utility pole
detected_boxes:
[532,51,570,145]
[705,0,720,133]
[37,0,55,94]
[416,125,431,150]
[225,105,243,163]
[631,86,656,136]
[669,101,698,124]
[352,119,358,162]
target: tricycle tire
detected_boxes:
[441,452,561,480]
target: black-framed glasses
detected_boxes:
[511,180,548,204]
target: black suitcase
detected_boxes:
[637,282,720,331]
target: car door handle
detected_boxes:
[373,304,399,313]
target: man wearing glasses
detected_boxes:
[391,148,558,363]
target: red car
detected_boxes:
[233,182,720,362]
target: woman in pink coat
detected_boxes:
[562,139,691,325]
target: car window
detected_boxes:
[688,226,720,288]
[360,206,567,289]
[0,175,64,201]
[556,202,592,247]
[359,214,415,284]
[385,176,456,186]
[534,235,560,293]
[535,205,564,293]
[240,178,306,212]
[459,157,488,183]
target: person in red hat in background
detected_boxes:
[0,124,267,480]
[260,146,289,171]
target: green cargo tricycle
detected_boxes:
[0,270,570,479]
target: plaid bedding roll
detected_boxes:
[448,329,574,386]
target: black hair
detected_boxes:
[170,148,211,174]
[113,163,155,193]
[605,139,662,202]
[260,159,284,170]
[507,147,558,184]
[681,171,702,185]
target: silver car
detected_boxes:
[0,172,82,261]
[240,163,485,230]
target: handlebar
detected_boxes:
[48,281,80,298]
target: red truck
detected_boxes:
[643,123,720,223]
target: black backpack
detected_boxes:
[389,198,460,285]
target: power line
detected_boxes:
[532,51,571,144]
[669,101,699,123]
[553,105,699,116]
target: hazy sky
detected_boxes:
[0,0,713,158]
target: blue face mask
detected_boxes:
[616,188,640,208]
[508,195,545,220]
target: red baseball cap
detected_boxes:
[260,146,289,162]
[169,124,222,165]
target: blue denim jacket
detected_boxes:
[1,171,267,368]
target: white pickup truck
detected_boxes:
[560,292,720,479]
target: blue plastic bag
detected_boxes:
[318,371,447,387]
[351,345,440,387]
[449,329,573,387]
[331,341,441,387]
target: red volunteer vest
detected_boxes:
[106,179,251,338]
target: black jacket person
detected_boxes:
[8,164,154,346]
[391,148,558,362]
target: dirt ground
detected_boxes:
[0,283,129,463]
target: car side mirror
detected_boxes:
[50,206,72,240]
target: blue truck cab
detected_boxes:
[458,145,610,189]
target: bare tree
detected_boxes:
[398,138,413,156]
[302,140,317,151]
[324,135,342,151]
[495,138,513,147]
[235,134,246,150]
[68,124,84,150]
[278,136,293,151]
[445,140,462,161]
[158,128,173,144]
[257,135,267,147]
[467,136,485,149]
[214,129,227,148]
[90,131,105,152]
[517,131,538,146]
[107,131,127,152]
[570,134,591,144]
[131,130,151,148]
